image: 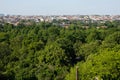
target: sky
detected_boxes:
[0,0,120,15]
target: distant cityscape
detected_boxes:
[0,14,120,26]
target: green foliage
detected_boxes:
[78,40,101,60]
[0,21,120,80]
[102,31,120,48]
[66,50,120,80]
[0,42,11,60]
[86,29,101,42]
[38,43,67,66]
[0,32,9,42]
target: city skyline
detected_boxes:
[0,0,120,15]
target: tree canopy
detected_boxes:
[0,20,120,80]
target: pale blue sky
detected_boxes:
[0,0,120,15]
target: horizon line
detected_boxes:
[1,13,120,16]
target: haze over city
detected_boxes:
[0,0,120,15]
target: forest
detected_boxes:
[0,20,120,80]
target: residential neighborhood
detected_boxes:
[0,14,120,26]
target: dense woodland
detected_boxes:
[0,20,120,80]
